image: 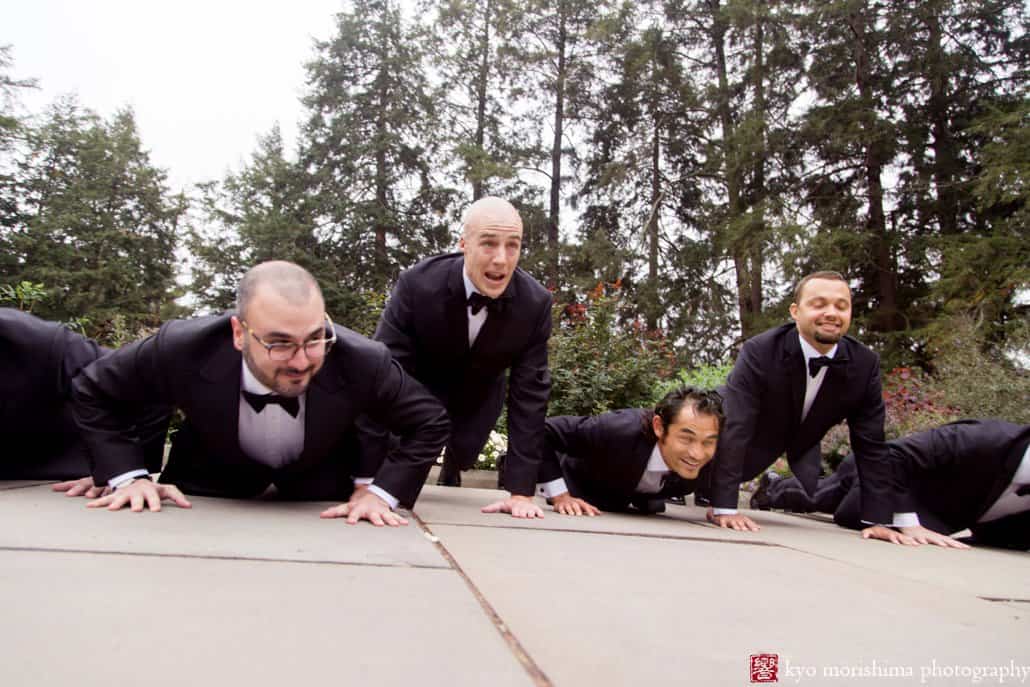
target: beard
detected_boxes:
[242,345,316,397]
[813,329,843,344]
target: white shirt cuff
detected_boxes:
[353,477,374,486]
[891,512,921,528]
[537,478,568,499]
[109,469,150,489]
[367,484,398,510]
[712,507,738,516]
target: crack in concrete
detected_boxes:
[0,545,447,570]
[416,521,780,546]
[411,512,553,687]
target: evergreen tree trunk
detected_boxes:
[710,0,755,338]
[472,0,493,201]
[848,6,899,331]
[925,10,960,237]
[547,7,568,290]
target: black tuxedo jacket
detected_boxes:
[369,253,552,496]
[892,419,1030,532]
[539,409,707,510]
[715,323,895,524]
[0,308,165,479]
[73,314,448,508]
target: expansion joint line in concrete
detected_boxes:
[410,512,553,687]
[0,545,445,570]
[979,596,1030,604]
[417,521,780,547]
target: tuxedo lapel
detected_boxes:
[446,259,471,354]
[782,331,806,430]
[197,340,247,465]
[293,355,347,472]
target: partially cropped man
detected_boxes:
[751,419,1030,550]
[72,261,448,525]
[1,308,165,483]
[358,197,553,518]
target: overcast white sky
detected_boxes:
[4,0,346,193]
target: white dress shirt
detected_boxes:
[979,443,1030,523]
[634,444,671,494]
[462,268,488,347]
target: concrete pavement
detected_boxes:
[1,480,1027,686]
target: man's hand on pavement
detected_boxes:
[481,494,544,519]
[706,508,761,531]
[86,479,192,512]
[321,491,408,527]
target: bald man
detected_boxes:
[72,261,449,525]
[358,197,554,518]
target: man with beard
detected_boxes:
[73,261,448,525]
[705,271,905,543]
[358,197,553,518]
[535,387,723,516]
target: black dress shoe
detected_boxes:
[665,495,687,505]
[630,497,666,515]
[749,471,780,510]
[437,470,462,487]
[692,492,712,507]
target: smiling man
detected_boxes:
[535,387,723,516]
[705,271,903,542]
[357,196,553,518]
[72,261,448,525]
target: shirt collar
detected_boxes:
[462,264,480,300]
[798,331,838,364]
[241,359,275,395]
[647,442,670,473]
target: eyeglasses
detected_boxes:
[240,314,337,361]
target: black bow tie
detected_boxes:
[242,390,300,418]
[808,355,846,378]
[468,292,505,316]
[1017,484,1030,497]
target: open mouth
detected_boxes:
[484,271,507,285]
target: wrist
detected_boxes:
[115,475,152,491]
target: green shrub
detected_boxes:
[926,315,1030,424]
[547,285,670,417]
[653,363,733,400]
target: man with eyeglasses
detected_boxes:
[72,261,449,525]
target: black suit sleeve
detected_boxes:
[354,272,421,480]
[72,334,172,485]
[711,341,765,509]
[541,414,614,477]
[54,327,105,397]
[361,353,449,508]
[373,271,418,374]
[845,359,895,524]
[503,299,553,496]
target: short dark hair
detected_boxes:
[793,271,849,303]
[645,386,725,440]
